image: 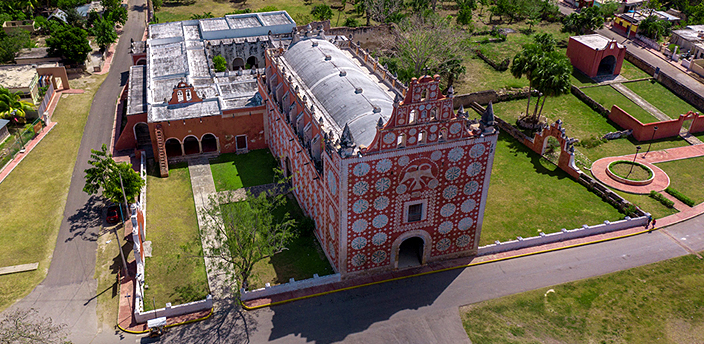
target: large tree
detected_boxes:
[0,308,70,344]
[531,50,572,119]
[202,181,296,289]
[562,6,604,35]
[511,33,556,118]
[0,87,34,121]
[47,26,91,65]
[0,29,32,63]
[83,144,145,205]
[93,17,117,51]
[311,4,333,21]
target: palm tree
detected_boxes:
[511,35,556,118]
[0,87,35,121]
[532,51,572,119]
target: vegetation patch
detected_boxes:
[649,190,674,209]
[461,254,704,343]
[656,157,704,205]
[615,190,678,219]
[209,149,278,191]
[144,163,208,311]
[624,80,697,119]
[581,85,660,124]
[665,187,696,207]
[481,132,623,246]
[608,160,653,181]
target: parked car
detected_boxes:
[106,205,120,224]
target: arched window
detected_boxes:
[419,130,427,144]
[421,89,427,101]
[177,90,184,102]
[439,128,447,142]
[409,109,418,124]
[430,107,438,120]
[186,89,192,101]
[397,133,406,148]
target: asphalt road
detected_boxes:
[150,214,704,344]
[4,1,146,343]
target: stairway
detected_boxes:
[154,124,169,177]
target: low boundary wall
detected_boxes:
[477,216,648,256]
[240,273,342,301]
[608,105,704,141]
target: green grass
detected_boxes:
[582,85,660,124]
[461,253,704,343]
[609,161,652,181]
[144,163,208,311]
[481,132,624,246]
[614,190,679,219]
[624,80,698,119]
[619,59,652,80]
[492,95,689,164]
[247,196,334,289]
[655,157,704,205]
[209,149,278,191]
[0,74,106,312]
[156,0,362,25]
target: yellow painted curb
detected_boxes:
[241,228,655,311]
[117,308,214,334]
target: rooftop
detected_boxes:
[571,34,622,50]
[0,64,38,89]
[0,119,9,130]
[127,66,147,115]
[673,28,704,42]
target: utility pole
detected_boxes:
[115,169,131,277]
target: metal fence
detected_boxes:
[0,118,46,171]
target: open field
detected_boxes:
[209,149,278,191]
[249,196,334,289]
[155,0,361,25]
[461,253,704,343]
[144,163,208,311]
[481,132,624,246]
[0,74,106,312]
[581,85,661,124]
[625,80,698,118]
[656,157,704,205]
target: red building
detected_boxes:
[567,34,626,79]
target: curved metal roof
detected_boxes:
[283,38,393,147]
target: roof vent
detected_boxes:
[372,106,381,113]
[312,41,318,47]
[339,70,347,77]
[325,55,331,61]
[355,87,363,94]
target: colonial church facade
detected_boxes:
[118,12,498,277]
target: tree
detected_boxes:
[202,179,296,289]
[311,4,333,21]
[531,50,571,118]
[83,144,145,205]
[562,6,604,35]
[363,0,404,25]
[639,15,671,40]
[511,34,556,118]
[47,26,91,65]
[456,0,475,25]
[213,55,227,72]
[0,87,34,121]
[335,0,347,26]
[0,308,70,344]
[93,17,117,51]
[105,5,127,25]
[0,29,32,63]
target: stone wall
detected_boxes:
[329,24,395,50]
[609,105,704,141]
[453,87,530,108]
[571,85,609,116]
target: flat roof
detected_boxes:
[127,65,147,115]
[0,119,9,130]
[571,34,621,50]
[0,64,37,89]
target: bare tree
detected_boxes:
[0,308,70,344]
[392,15,466,78]
[364,0,404,24]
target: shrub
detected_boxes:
[665,187,696,207]
[226,9,252,15]
[344,17,359,27]
[213,55,226,72]
[575,136,607,149]
[649,191,674,208]
[311,4,333,21]
[258,6,279,12]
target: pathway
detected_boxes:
[611,82,671,121]
[187,157,234,301]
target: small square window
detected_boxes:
[407,203,423,222]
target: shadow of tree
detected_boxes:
[65,195,104,242]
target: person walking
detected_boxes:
[646,214,653,229]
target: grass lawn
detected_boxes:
[619,59,652,80]
[655,157,704,205]
[155,0,362,25]
[625,80,698,118]
[0,74,106,312]
[248,196,334,289]
[209,148,278,191]
[614,191,678,220]
[491,95,689,164]
[144,163,208,311]
[481,132,624,246]
[581,85,661,124]
[461,253,704,343]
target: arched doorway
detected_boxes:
[136,58,146,65]
[183,136,200,155]
[233,57,245,70]
[134,123,151,147]
[397,237,424,268]
[284,156,292,178]
[201,133,218,153]
[165,138,182,157]
[597,55,616,76]
[246,56,258,69]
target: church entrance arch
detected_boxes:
[201,133,218,153]
[597,55,616,76]
[134,122,151,147]
[165,138,182,157]
[183,136,201,155]
[233,57,245,70]
[247,56,258,68]
[398,237,424,268]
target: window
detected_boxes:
[430,107,437,120]
[407,203,423,222]
[409,109,418,124]
[177,90,184,102]
[419,130,427,144]
[397,133,406,148]
[186,89,192,101]
[421,89,427,101]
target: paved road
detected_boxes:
[5,1,146,343]
[151,214,704,344]
[598,27,704,99]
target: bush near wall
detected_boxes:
[665,187,696,207]
[649,191,675,208]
